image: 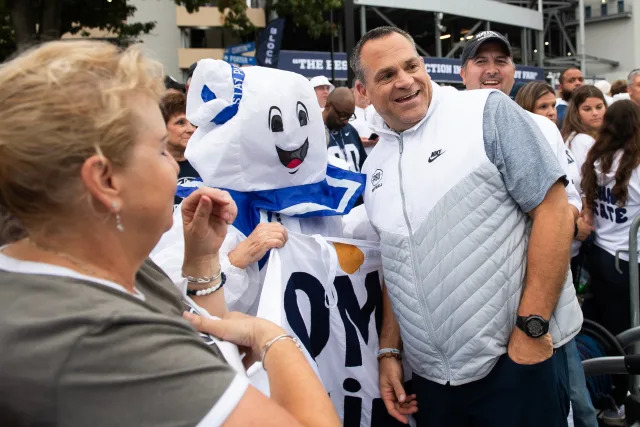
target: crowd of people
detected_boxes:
[1,24,640,427]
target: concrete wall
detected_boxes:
[129,0,182,81]
[582,0,639,81]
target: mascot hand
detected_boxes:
[228,223,288,269]
[182,188,237,261]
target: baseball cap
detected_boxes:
[187,62,198,79]
[460,31,512,66]
[164,75,186,92]
[309,75,335,91]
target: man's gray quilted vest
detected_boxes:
[380,160,582,386]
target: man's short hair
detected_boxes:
[628,69,640,86]
[159,92,187,124]
[558,67,580,84]
[350,26,417,86]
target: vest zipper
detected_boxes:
[396,134,451,382]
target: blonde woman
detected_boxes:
[0,41,339,427]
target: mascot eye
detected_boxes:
[296,101,309,127]
[268,106,284,132]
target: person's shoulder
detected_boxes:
[556,98,568,107]
[527,112,561,140]
[573,132,596,145]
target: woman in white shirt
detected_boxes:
[581,100,640,335]
[560,86,608,285]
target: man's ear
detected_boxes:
[355,80,368,101]
[459,65,467,84]
[80,155,122,213]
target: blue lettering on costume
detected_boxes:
[600,203,608,219]
[334,271,382,367]
[284,272,330,358]
[199,63,244,125]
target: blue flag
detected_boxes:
[256,18,285,67]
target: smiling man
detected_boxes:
[460,31,596,427]
[352,26,581,426]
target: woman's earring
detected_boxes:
[112,201,124,233]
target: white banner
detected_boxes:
[255,232,402,427]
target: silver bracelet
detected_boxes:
[182,268,222,284]
[376,347,402,361]
[260,334,302,369]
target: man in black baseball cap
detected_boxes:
[460,31,512,66]
[460,30,599,427]
[459,31,514,92]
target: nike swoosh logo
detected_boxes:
[428,150,445,163]
[345,132,350,136]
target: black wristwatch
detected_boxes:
[516,315,549,338]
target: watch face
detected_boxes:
[526,318,545,337]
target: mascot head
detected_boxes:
[185,60,327,191]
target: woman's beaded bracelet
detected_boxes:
[186,272,226,296]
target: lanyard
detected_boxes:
[327,127,349,162]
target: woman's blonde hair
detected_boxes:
[0,40,164,230]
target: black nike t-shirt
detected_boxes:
[327,123,368,172]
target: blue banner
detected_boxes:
[223,54,257,66]
[278,50,544,83]
[225,42,255,55]
[256,18,286,68]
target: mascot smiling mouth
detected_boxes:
[276,138,309,174]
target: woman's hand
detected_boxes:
[228,223,288,269]
[182,188,237,263]
[183,311,285,364]
[575,216,594,241]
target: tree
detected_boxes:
[1,0,156,55]
[216,0,343,39]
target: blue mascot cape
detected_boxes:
[176,164,366,267]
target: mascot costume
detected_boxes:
[152,60,397,427]
[152,59,373,313]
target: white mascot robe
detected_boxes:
[152,59,374,314]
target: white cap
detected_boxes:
[594,79,611,96]
[309,75,335,91]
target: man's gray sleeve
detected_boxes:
[483,91,567,213]
[57,315,240,426]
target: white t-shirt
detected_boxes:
[567,132,596,175]
[566,132,596,257]
[528,113,581,212]
[592,152,640,261]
